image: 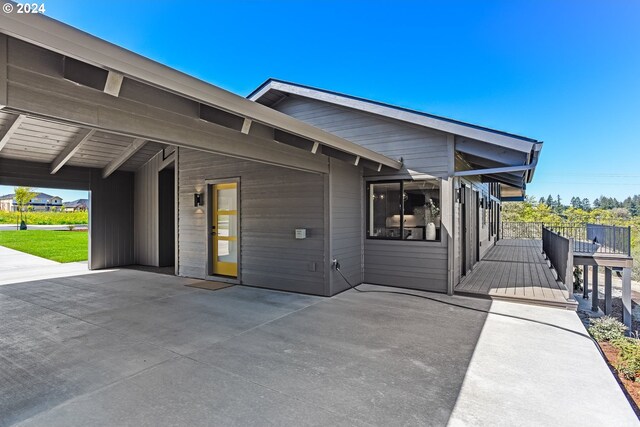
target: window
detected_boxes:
[367,179,441,241]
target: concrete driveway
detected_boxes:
[0,269,636,426]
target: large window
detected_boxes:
[367,179,441,241]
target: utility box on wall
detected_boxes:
[295,228,307,239]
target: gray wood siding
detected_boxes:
[364,240,448,292]
[178,148,327,295]
[134,153,160,266]
[328,158,363,294]
[89,170,135,269]
[274,96,450,177]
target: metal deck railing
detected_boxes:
[547,224,631,256]
[501,222,631,256]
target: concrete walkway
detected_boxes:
[0,245,100,286]
[0,268,636,426]
[447,299,636,426]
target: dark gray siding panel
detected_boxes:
[364,240,448,292]
[329,158,363,295]
[274,96,450,177]
[134,153,160,266]
[158,168,175,267]
[178,148,327,295]
[89,170,135,269]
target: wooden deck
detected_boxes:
[455,239,577,310]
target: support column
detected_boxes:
[583,266,589,299]
[622,267,632,331]
[604,267,612,315]
[591,265,599,312]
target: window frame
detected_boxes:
[366,179,442,242]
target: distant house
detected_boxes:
[63,199,88,212]
[0,193,63,212]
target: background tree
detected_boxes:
[14,186,37,230]
[570,197,582,209]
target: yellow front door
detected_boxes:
[212,182,238,277]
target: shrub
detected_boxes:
[613,337,640,382]
[589,316,627,342]
[573,266,583,291]
[0,211,88,225]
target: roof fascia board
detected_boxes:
[0,13,401,170]
[253,80,536,154]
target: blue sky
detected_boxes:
[3,0,638,203]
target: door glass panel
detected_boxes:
[216,215,237,237]
[217,188,236,211]
[217,240,237,263]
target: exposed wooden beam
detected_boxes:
[50,128,96,174]
[102,138,146,178]
[7,68,329,174]
[354,156,360,166]
[103,70,124,97]
[240,118,252,134]
[311,141,319,154]
[0,113,26,152]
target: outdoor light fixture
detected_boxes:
[194,193,203,207]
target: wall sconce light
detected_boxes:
[194,193,203,207]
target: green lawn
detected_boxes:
[0,230,88,262]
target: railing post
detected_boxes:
[623,267,632,331]
[591,265,599,312]
[583,266,589,299]
[566,238,574,300]
[604,267,612,315]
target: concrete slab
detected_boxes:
[0,272,635,426]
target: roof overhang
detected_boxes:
[0,12,401,173]
[249,79,542,191]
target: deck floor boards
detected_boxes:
[456,239,573,308]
